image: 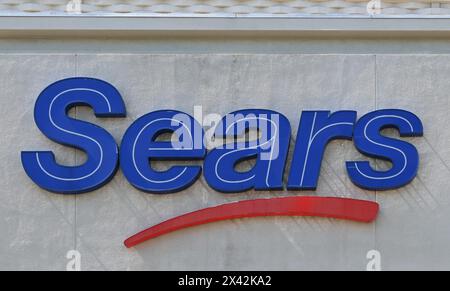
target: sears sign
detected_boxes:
[21,78,423,247]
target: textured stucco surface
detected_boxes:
[0,54,449,270]
[2,0,450,16]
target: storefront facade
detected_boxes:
[1,1,450,271]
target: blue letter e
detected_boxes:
[120,110,206,193]
[21,78,126,194]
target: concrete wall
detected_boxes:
[1,42,450,270]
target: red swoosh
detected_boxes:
[124,196,379,248]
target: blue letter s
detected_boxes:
[21,78,126,194]
[346,109,423,190]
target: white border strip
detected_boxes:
[3,16,450,37]
[1,16,450,30]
